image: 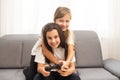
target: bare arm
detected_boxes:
[66,44,74,64]
[66,31,75,65]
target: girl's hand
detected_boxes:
[57,68,71,76]
[58,60,70,72]
[57,62,75,77]
[38,64,50,77]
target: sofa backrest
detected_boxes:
[74,30,104,68]
[0,30,103,68]
[0,39,22,68]
[0,34,38,68]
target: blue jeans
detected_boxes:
[34,71,80,80]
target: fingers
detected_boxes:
[58,60,69,71]
[41,64,50,77]
[57,70,70,76]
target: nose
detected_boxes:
[62,22,66,26]
[51,39,55,43]
[60,21,66,27]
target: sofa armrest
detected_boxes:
[103,58,120,78]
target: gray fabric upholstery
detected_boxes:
[77,68,119,80]
[104,58,120,78]
[0,34,38,68]
[74,31,103,68]
[0,69,25,80]
[0,39,22,68]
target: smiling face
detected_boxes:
[54,7,71,31]
[46,29,60,48]
[55,13,71,31]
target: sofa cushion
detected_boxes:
[0,69,25,80]
[0,39,22,68]
[74,31,103,68]
[0,34,38,68]
[77,68,119,80]
[104,58,120,78]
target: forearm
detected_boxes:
[43,49,59,64]
[69,62,75,73]
[66,63,76,76]
[66,45,74,64]
[60,45,74,70]
[37,63,45,73]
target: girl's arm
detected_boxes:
[60,44,74,71]
[37,63,50,76]
[62,31,75,67]
[42,41,59,64]
[66,44,74,65]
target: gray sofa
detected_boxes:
[0,30,120,80]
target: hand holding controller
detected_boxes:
[45,63,62,71]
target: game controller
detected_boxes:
[45,63,62,71]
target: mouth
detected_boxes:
[51,43,58,48]
[61,26,67,31]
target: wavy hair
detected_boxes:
[42,23,68,63]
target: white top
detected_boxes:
[34,46,76,64]
[31,30,74,55]
[31,35,42,55]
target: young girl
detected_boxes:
[34,23,80,80]
[23,6,75,80]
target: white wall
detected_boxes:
[0,0,120,60]
[100,0,120,60]
[107,0,120,59]
[0,0,1,36]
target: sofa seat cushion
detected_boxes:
[0,69,25,80]
[77,68,119,80]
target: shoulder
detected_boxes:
[69,30,74,37]
[68,30,74,44]
[67,29,74,39]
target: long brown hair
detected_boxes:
[42,23,68,63]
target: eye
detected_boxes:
[66,20,70,23]
[47,36,52,40]
[54,35,58,39]
[59,20,63,22]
